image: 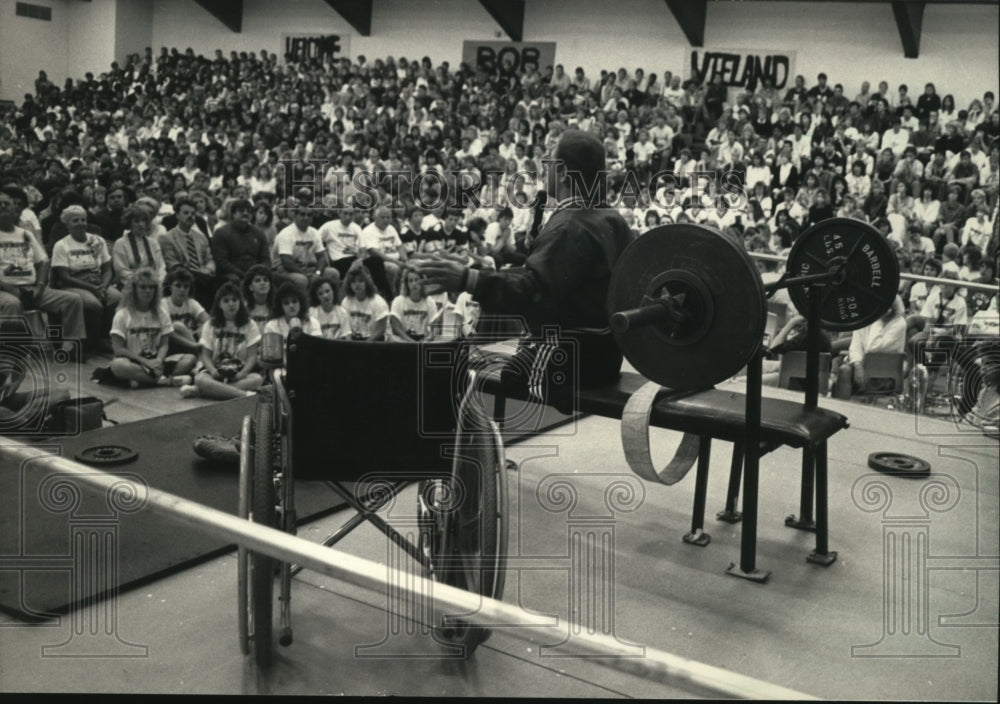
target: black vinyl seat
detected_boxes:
[284,332,469,481]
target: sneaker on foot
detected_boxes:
[179,384,199,398]
[160,374,193,387]
[193,434,241,465]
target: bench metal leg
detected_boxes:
[683,436,712,546]
[717,442,743,523]
[807,442,837,566]
[726,351,771,583]
[785,448,817,532]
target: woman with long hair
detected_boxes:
[180,282,263,400]
[108,267,197,388]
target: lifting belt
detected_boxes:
[621,381,703,486]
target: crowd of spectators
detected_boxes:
[0,46,997,401]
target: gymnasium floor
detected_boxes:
[0,351,997,699]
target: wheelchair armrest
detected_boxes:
[270,369,290,412]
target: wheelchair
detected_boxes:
[237,330,509,667]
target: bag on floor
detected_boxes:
[43,397,116,434]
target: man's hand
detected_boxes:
[413,258,467,294]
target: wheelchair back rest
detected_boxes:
[284,330,467,480]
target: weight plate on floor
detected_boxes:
[608,224,766,390]
[75,445,139,466]
[786,218,900,331]
[867,452,930,475]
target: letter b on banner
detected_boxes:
[465,41,556,74]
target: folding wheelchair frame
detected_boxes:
[236,331,509,667]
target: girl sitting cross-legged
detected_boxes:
[109,267,198,388]
[180,282,264,400]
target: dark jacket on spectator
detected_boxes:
[210,223,270,281]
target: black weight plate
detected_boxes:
[867,452,931,475]
[608,224,766,390]
[787,218,900,331]
[75,445,139,466]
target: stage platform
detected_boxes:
[0,379,996,699]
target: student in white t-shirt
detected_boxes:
[273,206,338,290]
[341,265,389,341]
[359,206,407,298]
[180,281,263,400]
[242,264,274,335]
[309,275,352,340]
[109,267,198,388]
[264,280,322,340]
[319,205,363,279]
[390,266,438,341]
[162,268,208,355]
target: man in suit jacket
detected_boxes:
[159,197,216,305]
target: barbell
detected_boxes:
[607,219,900,391]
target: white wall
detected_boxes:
[0,0,69,101]
[150,0,504,64]
[115,0,154,65]
[66,0,118,83]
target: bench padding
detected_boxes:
[476,368,848,448]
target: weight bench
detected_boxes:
[476,363,848,582]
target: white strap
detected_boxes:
[621,381,701,485]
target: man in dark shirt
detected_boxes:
[90,184,130,243]
[784,74,808,107]
[419,130,634,395]
[806,73,833,104]
[210,199,270,284]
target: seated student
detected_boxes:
[0,188,85,358]
[743,315,832,387]
[179,282,263,400]
[359,205,407,300]
[340,265,389,341]
[241,264,274,335]
[109,267,197,388]
[162,267,209,355]
[49,204,120,350]
[264,280,322,340]
[272,204,338,290]
[309,275,352,340]
[431,290,464,341]
[906,256,942,314]
[482,207,526,268]
[112,206,166,288]
[389,265,438,341]
[833,296,907,398]
[966,256,998,314]
[920,269,968,326]
[318,203,363,280]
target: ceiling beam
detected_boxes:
[891,1,926,57]
[478,0,525,42]
[665,0,707,47]
[323,0,372,36]
[192,0,242,33]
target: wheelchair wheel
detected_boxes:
[250,401,277,668]
[237,415,253,656]
[950,341,1000,423]
[419,412,508,654]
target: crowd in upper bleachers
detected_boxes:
[0,45,998,402]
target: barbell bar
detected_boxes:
[0,437,815,700]
[748,250,1000,294]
